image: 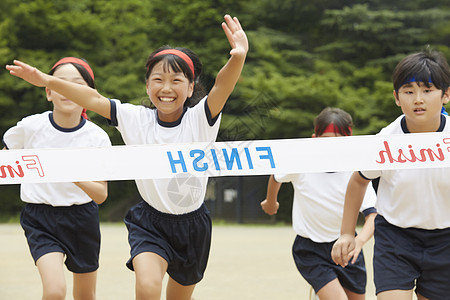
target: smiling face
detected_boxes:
[146,60,194,123]
[394,81,450,132]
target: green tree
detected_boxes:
[1,0,449,222]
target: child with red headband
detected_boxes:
[261,108,377,300]
[6,14,247,300]
[332,49,450,300]
[3,57,111,300]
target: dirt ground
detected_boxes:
[0,223,378,300]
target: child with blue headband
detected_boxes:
[332,48,450,300]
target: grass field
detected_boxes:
[0,223,378,299]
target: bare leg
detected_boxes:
[377,289,413,300]
[345,287,365,300]
[416,293,430,300]
[133,252,168,300]
[36,252,66,300]
[316,278,348,300]
[166,277,196,300]
[73,270,97,300]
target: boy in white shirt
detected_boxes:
[332,48,450,300]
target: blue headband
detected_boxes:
[397,76,433,92]
[401,76,433,86]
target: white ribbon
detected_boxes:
[1,132,450,184]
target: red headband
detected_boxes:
[52,57,92,120]
[52,57,95,80]
[153,49,195,77]
[317,123,352,136]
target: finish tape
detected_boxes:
[1,132,450,184]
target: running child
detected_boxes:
[6,14,248,300]
[261,108,377,300]
[3,57,111,300]
[331,49,450,300]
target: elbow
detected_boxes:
[365,212,377,221]
[95,192,108,205]
[94,182,108,205]
[97,198,107,205]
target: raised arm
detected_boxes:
[6,60,111,119]
[331,171,371,267]
[207,14,248,118]
[261,175,281,215]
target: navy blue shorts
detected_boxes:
[292,235,366,294]
[20,202,100,273]
[124,201,212,286]
[374,215,450,299]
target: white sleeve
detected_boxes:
[3,119,27,149]
[109,99,153,145]
[188,96,222,142]
[360,170,382,180]
[274,173,298,183]
[359,183,377,213]
[91,124,112,147]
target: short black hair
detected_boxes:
[393,48,450,95]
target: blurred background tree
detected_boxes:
[1,0,449,222]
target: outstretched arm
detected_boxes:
[6,60,111,119]
[261,175,281,215]
[331,171,371,267]
[207,14,248,118]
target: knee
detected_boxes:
[42,284,66,300]
[135,277,163,300]
[73,289,96,300]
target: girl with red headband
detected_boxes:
[261,108,377,300]
[6,14,248,300]
[3,57,111,300]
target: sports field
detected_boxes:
[0,223,377,299]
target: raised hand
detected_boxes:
[222,14,248,59]
[6,60,49,87]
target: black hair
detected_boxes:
[314,107,353,136]
[145,46,205,107]
[49,60,95,89]
[393,47,450,95]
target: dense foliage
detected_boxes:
[1,0,449,222]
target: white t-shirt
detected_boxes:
[109,96,221,214]
[275,171,376,243]
[3,112,112,206]
[361,114,450,229]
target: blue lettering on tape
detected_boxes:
[166,146,276,174]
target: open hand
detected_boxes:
[222,15,248,59]
[6,60,48,87]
